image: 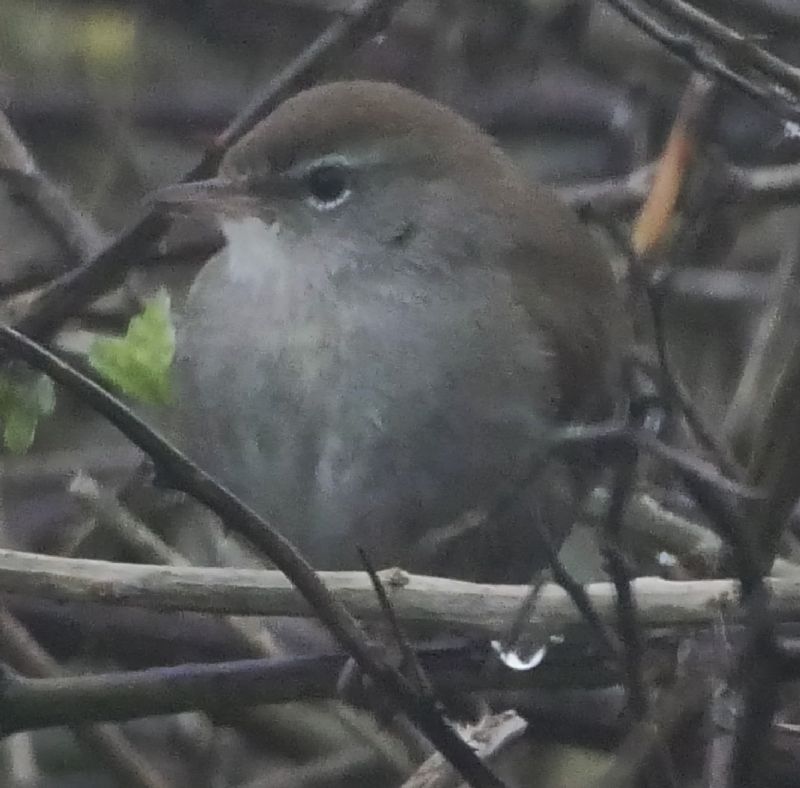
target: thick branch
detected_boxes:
[0,650,607,737]
[0,548,795,636]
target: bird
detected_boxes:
[156,80,626,583]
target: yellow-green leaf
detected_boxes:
[89,289,175,405]
[0,369,57,455]
[3,404,37,454]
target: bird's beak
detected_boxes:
[148,177,246,209]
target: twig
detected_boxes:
[0,645,626,737]
[729,591,780,788]
[237,746,389,788]
[214,0,398,153]
[544,423,756,503]
[558,164,654,215]
[0,325,506,788]
[635,430,756,503]
[647,272,742,479]
[722,227,800,444]
[399,711,527,788]
[669,426,777,788]
[68,473,189,566]
[702,621,737,788]
[558,160,800,217]
[665,268,800,307]
[644,0,800,96]
[587,488,724,575]
[359,547,435,700]
[516,513,622,661]
[0,112,106,265]
[603,0,800,121]
[600,430,649,718]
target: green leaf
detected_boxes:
[89,289,175,405]
[32,374,56,416]
[3,403,38,454]
[0,369,57,454]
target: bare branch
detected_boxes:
[400,712,527,788]
[603,0,800,121]
[558,159,800,218]
[4,643,596,746]
[0,111,107,268]
[644,0,800,96]
[0,548,799,635]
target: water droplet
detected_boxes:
[491,640,547,671]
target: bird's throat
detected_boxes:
[221,216,287,285]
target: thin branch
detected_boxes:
[747,311,800,571]
[603,0,800,121]
[558,164,654,215]
[644,0,800,96]
[729,592,780,788]
[559,160,800,221]
[534,422,756,506]
[587,488,724,575]
[647,271,742,479]
[0,112,106,264]
[400,711,527,788]
[722,227,800,444]
[68,473,190,566]
[601,447,649,718]
[358,547,435,701]
[732,161,800,206]
[594,384,672,788]
[521,513,622,661]
[214,0,398,153]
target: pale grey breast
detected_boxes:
[174,215,559,573]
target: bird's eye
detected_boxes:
[306,164,351,210]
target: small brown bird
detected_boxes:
[159,81,626,582]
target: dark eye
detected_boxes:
[306,164,351,209]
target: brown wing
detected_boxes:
[505,181,628,425]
